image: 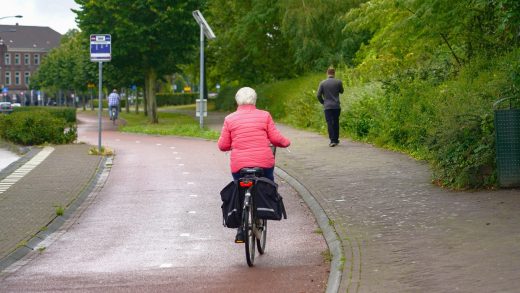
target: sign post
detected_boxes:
[90,34,111,153]
[2,87,7,102]
[192,10,215,129]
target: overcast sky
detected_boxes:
[0,0,79,34]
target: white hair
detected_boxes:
[235,87,257,105]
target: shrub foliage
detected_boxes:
[0,107,77,145]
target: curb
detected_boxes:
[0,147,38,182]
[275,167,343,293]
[0,154,111,274]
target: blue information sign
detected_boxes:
[2,87,8,93]
[90,34,111,62]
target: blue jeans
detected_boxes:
[232,167,275,182]
[109,105,119,120]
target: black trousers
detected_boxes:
[324,108,341,143]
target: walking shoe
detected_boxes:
[235,228,245,243]
[329,142,337,147]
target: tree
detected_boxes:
[345,0,520,78]
[206,0,297,84]
[31,29,96,105]
[74,0,202,123]
[280,0,367,70]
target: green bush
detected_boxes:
[283,90,324,131]
[340,51,520,189]
[343,95,381,139]
[0,111,77,145]
[13,106,77,123]
[156,93,197,106]
[214,86,239,111]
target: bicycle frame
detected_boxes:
[240,180,263,240]
[238,168,267,266]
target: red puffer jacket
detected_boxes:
[218,105,291,173]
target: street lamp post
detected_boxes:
[0,15,22,21]
[192,10,216,129]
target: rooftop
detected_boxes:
[0,24,62,51]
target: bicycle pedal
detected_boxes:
[235,239,245,244]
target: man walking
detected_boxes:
[108,89,120,125]
[317,68,344,147]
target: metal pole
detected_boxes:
[199,25,204,129]
[98,62,103,153]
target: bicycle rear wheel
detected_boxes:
[244,206,256,266]
[256,219,267,254]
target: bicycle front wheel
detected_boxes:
[257,219,267,254]
[244,206,256,267]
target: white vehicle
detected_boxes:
[0,102,13,114]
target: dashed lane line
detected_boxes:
[0,147,54,196]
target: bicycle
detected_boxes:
[238,167,268,267]
[109,106,118,125]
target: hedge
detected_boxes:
[12,106,77,123]
[156,93,197,106]
[0,110,76,145]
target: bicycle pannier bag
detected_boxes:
[253,177,287,220]
[220,180,242,228]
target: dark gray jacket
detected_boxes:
[317,77,344,110]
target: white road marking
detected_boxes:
[136,141,141,143]
[187,182,195,185]
[188,211,196,214]
[178,164,184,166]
[172,152,178,155]
[160,263,173,268]
[175,157,181,160]
[169,146,176,149]
[182,172,190,175]
[156,143,162,146]
[189,194,198,197]
[180,233,190,237]
[0,147,54,195]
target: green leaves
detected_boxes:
[74,0,202,122]
[205,0,368,83]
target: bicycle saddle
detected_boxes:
[239,167,264,177]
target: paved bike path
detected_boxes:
[0,113,329,292]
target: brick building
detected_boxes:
[0,24,61,104]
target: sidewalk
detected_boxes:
[274,126,520,293]
[0,144,102,270]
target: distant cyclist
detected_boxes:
[108,89,120,124]
[217,87,291,242]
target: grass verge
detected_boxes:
[119,111,220,140]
